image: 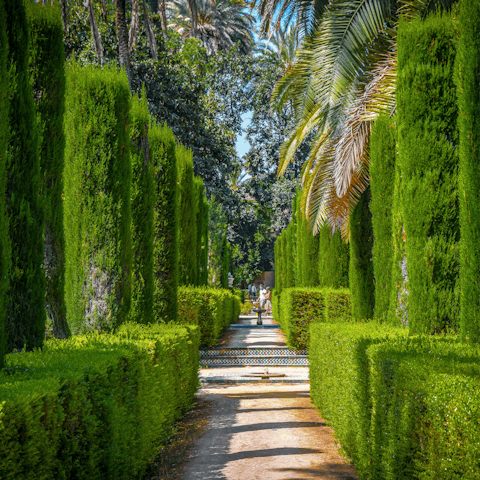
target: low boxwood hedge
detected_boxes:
[310,322,480,479]
[274,287,352,349]
[0,323,199,480]
[177,286,240,346]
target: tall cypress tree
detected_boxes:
[177,144,197,286]
[64,64,132,334]
[295,190,305,287]
[5,0,45,351]
[349,188,375,320]
[130,92,154,324]
[194,177,208,286]
[370,114,396,322]
[150,122,178,322]
[318,224,349,289]
[456,0,480,343]
[397,13,459,334]
[27,2,67,338]
[0,0,10,365]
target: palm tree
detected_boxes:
[167,0,255,55]
[262,0,456,236]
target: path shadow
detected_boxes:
[237,406,309,413]
[221,421,326,434]
[274,465,359,479]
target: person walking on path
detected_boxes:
[251,284,257,299]
[264,287,272,315]
[248,284,253,300]
[259,284,266,309]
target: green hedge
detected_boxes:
[275,287,351,349]
[150,122,178,322]
[456,0,480,343]
[130,92,154,324]
[176,144,197,286]
[309,323,408,477]
[0,0,9,367]
[64,64,132,334]
[194,177,209,286]
[5,0,45,351]
[0,323,199,479]
[27,2,67,338]
[310,323,480,479]
[317,224,349,289]
[397,12,459,334]
[177,287,240,346]
[370,114,396,322]
[349,187,375,320]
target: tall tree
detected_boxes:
[115,0,131,85]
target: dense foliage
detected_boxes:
[397,12,459,334]
[349,188,375,320]
[27,2,67,339]
[4,0,45,352]
[317,225,349,289]
[456,0,480,343]
[0,0,8,366]
[64,64,132,334]
[370,114,396,322]
[0,323,199,479]
[130,93,155,325]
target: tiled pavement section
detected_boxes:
[198,315,309,384]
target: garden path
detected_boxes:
[180,316,359,479]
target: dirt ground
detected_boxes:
[179,384,359,480]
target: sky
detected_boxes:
[236,112,253,159]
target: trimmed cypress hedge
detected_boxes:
[349,187,375,320]
[317,224,349,289]
[177,144,197,286]
[285,220,296,288]
[0,323,199,479]
[0,0,9,367]
[27,2,67,339]
[177,286,240,346]
[397,12,459,334]
[294,191,305,287]
[370,114,396,322]
[64,64,132,334]
[5,0,45,351]
[130,93,154,325]
[456,0,480,343]
[194,178,208,286]
[150,122,178,322]
[275,287,352,349]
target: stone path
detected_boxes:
[181,315,360,479]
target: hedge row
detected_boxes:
[310,323,480,479]
[0,323,199,479]
[177,286,240,346]
[273,287,351,349]
[0,0,9,367]
[397,12,459,334]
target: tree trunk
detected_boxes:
[84,0,104,65]
[129,0,140,52]
[100,0,108,22]
[59,0,69,33]
[186,0,198,37]
[159,0,168,41]
[142,0,158,60]
[115,0,131,87]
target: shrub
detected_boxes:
[349,187,375,320]
[177,287,240,346]
[309,322,408,477]
[176,144,197,286]
[370,114,396,322]
[0,323,199,479]
[129,92,154,325]
[4,0,45,351]
[0,0,9,367]
[64,64,132,334]
[456,0,480,343]
[397,12,459,334]
[27,1,67,338]
[150,122,178,322]
[194,177,209,286]
[277,287,352,349]
[241,300,253,315]
[318,224,349,289]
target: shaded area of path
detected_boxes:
[182,315,359,479]
[182,385,359,479]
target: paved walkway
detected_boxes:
[181,316,359,479]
